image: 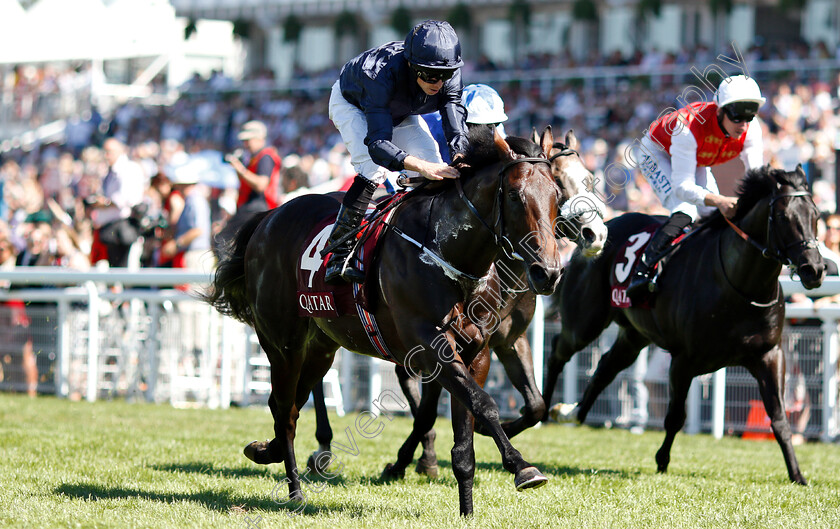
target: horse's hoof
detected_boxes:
[415,460,439,478]
[515,466,549,491]
[548,402,578,423]
[244,440,278,465]
[307,451,330,475]
[381,463,405,481]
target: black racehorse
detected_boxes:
[205,128,564,516]
[306,130,609,479]
[545,165,824,485]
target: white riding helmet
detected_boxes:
[714,75,766,108]
[462,84,508,125]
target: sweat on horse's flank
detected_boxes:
[3,395,840,529]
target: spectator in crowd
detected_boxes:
[160,164,212,272]
[219,120,282,256]
[88,137,146,267]
[0,222,37,396]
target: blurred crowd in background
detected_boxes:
[0,39,839,274]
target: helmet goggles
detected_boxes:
[410,64,455,84]
[722,101,759,123]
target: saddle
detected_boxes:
[296,192,405,318]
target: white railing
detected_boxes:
[1,268,838,441]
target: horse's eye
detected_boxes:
[508,190,520,201]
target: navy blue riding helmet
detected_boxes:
[404,20,463,78]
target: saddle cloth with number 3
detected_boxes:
[609,225,659,308]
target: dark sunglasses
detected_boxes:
[411,66,455,84]
[722,101,759,124]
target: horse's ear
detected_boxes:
[795,163,806,177]
[540,126,554,158]
[531,127,539,145]
[565,130,577,151]
[494,127,515,162]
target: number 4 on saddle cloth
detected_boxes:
[296,193,406,361]
[610,223,689,309]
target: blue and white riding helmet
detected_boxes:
[462,83,508,137]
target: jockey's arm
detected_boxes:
[739,120,764,171]
[670,126,737,218]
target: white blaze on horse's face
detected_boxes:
[551,148,608,257]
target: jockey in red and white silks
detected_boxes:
[640,98,764,221]
[626,75,767,301]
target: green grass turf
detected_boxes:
[1,393,839,528]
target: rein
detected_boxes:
[455,156,552,262]
[719,188,817,307]
[723,190,817,267]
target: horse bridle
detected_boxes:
[724,187,819,270]
[455,155,554,262]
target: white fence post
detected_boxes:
[821,318,838,442]
[85,281,100,403]
[530,296,545,394]
[712,368,726,439]
[56,298,70,398]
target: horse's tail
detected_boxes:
[202,211,271,326]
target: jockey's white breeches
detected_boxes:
[328,80,442,185]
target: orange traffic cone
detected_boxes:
[742,399,775,441]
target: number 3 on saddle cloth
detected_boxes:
[610,224,687,309]
[296,194,405,362]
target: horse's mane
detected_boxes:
[459,125,543,180]
[696,165,808,229]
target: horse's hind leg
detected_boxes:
[395,365,439,477]
[307,380,334,474]
[382,380,443,480]
[576,326,651,423]
[747,345,807,485]
[654,355,693,475]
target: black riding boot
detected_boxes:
[323,176,377,284]
[625,212,693,301]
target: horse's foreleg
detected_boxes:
[575,328,649,423]
[382,381,442,480]
[450,395,476,516]
[543,333,581,421]
[655,358,692,475]
[307,381,334,474]
[434,347,547,490]
[749,346,807,485]
[395,365,439,476]
[479,337,544,438]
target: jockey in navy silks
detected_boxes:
[324,20,469,284]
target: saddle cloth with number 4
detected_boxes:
[295,197,400,318]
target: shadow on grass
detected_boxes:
[430,459,639,480]
[55,482,350,516]
[151,461,274,479]
[150,461,347,486]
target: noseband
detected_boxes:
[455,156,553,262]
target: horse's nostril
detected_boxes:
[582,227,595,244]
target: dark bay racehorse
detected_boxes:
[205,129,564,516]
[307,130,609,480]
[545,165,824,485]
